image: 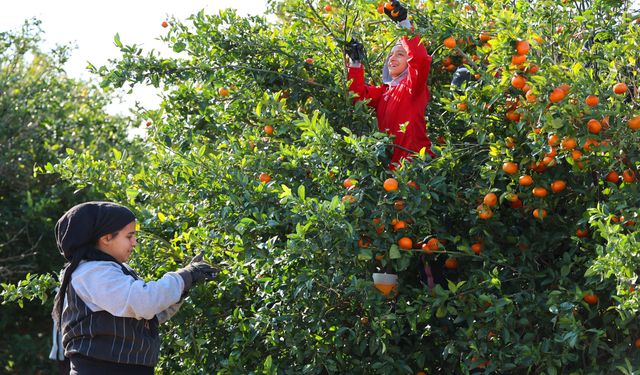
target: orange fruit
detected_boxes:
[471,242,483,254]
[628,116,640,130]
[443,36,457,49]
[398,237,413,250]
[515,40,530,55]
[511,75,526,89]
[343,178,357,189]
[444,258,459,269]
[585,95,599,107]
[324,4,332,12]
[505,137,516,149]
[547,134,559,146]
[479,32,491,42]
[582,138,599,152]
[483,192,498,207]
[549,88,567,103]
[571,150,583,161]
[519,175,534,186]
[218,87,230,97]
[622,169,636,183]
[532,186,548,198]
[550,180,566,193]
[582,293,598,305]
[264,125,274,135]
[384,1,394,10]
[392,220,407,231]
[477,204,494,219]
[511,54,527,65]
[360,316,369,325]
[506,109,521,122]
[613,82,628,95]
[510,198,523,209]
[576,228,589,238]
[358,236,371,248]
[457,102,468,111]
[525,63,539,74]
[502,162,518,174]
[383,178,399,192]
[305,57,314,65]
[605,171,619,183]
[562,137,577,150]
[423,238,440,253]
[342,194,356,204]
[259,172,271,183]
[525,90,537,103]
[161,21,169,28]
[407,180,420,189]
[635,338,640,349]
[533,208,548,219]
[587,119,602,134]
[394,200,405,210]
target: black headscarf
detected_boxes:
[52,202,136,325]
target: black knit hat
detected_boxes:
[55,201,136,261]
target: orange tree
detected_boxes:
[5,0,640,373]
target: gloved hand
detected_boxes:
[345,38,365,63]
[384,1,408,23]
[176,251,218,291]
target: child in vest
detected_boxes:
[51,201,217,375]
[346,0,434,169]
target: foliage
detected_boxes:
[6,0,640,373]
[0,19,136,373]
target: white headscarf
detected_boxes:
[382,43,409,87]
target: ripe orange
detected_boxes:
[443,36,457,49]
[423,238,440,253]
[582,138,599,152]
[343,178,357,189]
[613,82,628,95]
[587,119,602,134]
[505,137,516,149]
[416,372,427,375]
[471,242,483,254]
[264,125,274,135]
[582,293,598,305]
[444,258,458,269]
[479,32,491,42]
[259,172,271,183]
[407,180,420,189]
[398,237,413,250]
[605,171,619,183]
[525,90,537,103]
[384,1,394,10]
[549,88,567,103]
[394,200,405,210]
[511,54,527,65]
[377,4,384,13]
[358,236,371,248]
[502,162,518,174]
[532,186,548,198]
[457,102,468,111]
[547,134,559,146]
[628,116,640,130]
[342,194,356,204]
[511,75,526,89]
[383,178,399,192]
[324,4,332,12]
[550,180,566,193]
[635,338,640,349]
[506,109,521,122]
[525,63,539,74]
[477,204,494,219]
[585,95,599,107]
[533,208,548,219]
[510,198,523,209]
[305,57,314,65]
[519,175,533,186]
[571,150,583,160]
[576,228,589,238]
[392,220,407,231]
[483,193,498,207]
[161,21,169,28]
[218,87,230,97]
[562,137,577,150]
[515,39,530,55]
[622,169,636,183]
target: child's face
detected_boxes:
[388,44,408,78]
[98,221,137,263]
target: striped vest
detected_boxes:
[62,273,161,367]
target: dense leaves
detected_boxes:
[4,0,640,373]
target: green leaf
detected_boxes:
[114,33,122,48]
[389,245,401,259]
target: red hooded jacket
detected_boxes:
[348,35,434,168]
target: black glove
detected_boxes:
[384,1,407,23]
[345,38,365,63]
[176,251,218,291]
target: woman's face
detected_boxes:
[97,221,137,263]
[388,44,408,78]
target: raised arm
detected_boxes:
[348,64,385,108]
[399,22,432,93]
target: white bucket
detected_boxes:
[372,273,398,296]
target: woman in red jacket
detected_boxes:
[346,1,434,169]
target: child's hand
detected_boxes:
[345,38,365,63]
[383,1,407,23]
